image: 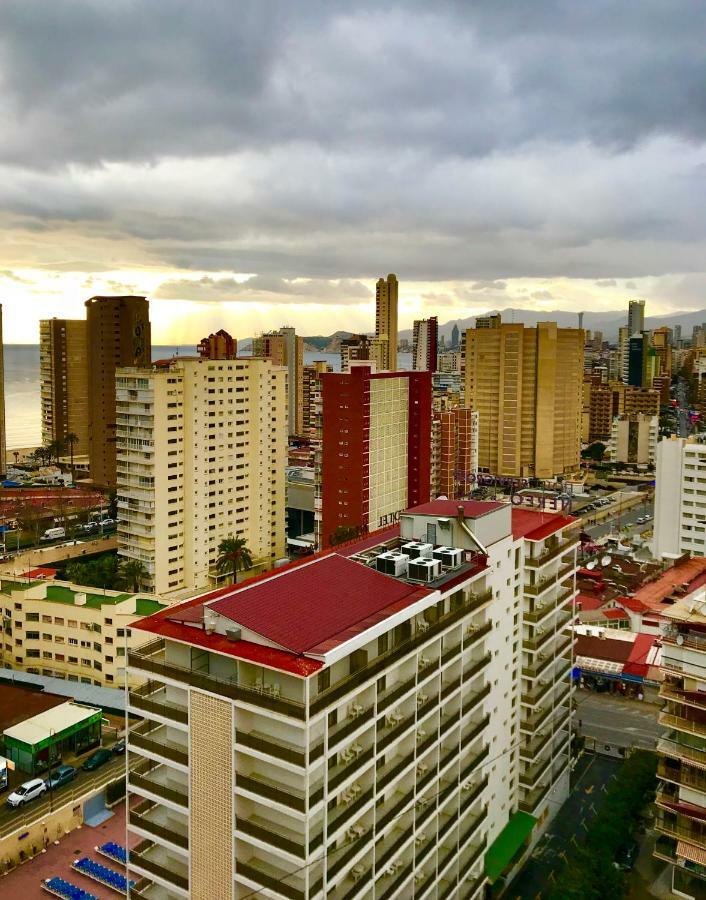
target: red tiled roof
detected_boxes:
[624,633,659,678]
[575,634,634,663]
[511,508,577,541]
[19,567,58,579]
[603,608,629,621]
[577,593,605,612]
[629,556,706,611]
[615,595,649,613]
[208,554,432,655]
[404,500,505,518]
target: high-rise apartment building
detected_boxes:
[654,589,706,898]
[654,437,706,559]
[85,296,151,489]
[608,414,658,465]
[451,323,460,350]
[302,360,332,436]
[618,324,630,383]
[412,317,439,372]
[464,322,584,478]
[253,327,304,434]
[475,313,502,330]
[125,499,578,900]
[628,299,646,336]
[197,329,237,359]
[375,273,399,371]
[116,357,287,596]
[582,380,661,445]
[651,327,673,380]
[39,318,90,457]
[0,305,5,478]
[431,408,479,500]
[315,366,431,548]
[340,334,380,372]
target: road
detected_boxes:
[575,693,662,751]
[507,753,624,900]
[582,499,654,541]
[0,534,117,577]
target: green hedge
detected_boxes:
[549,750,657,900]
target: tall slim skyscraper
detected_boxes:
[302,360,332,436]
[116,356,287,595]
[39,318,89,456]
[451,322,460,349]
[375,273,399,370]
[465,321,584,478]
[412,316,439,372]
[85,296,151,489]
[618,324,630,383]
[253,327,304,434]
[315,365,431,548]
[0,305,5,478]
[628,299,646,335]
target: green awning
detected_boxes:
[485,811,537,883]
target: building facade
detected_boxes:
[431,408,479,500]
[315,366,432,549]
[0,305,5,478]
[302,361,333,437]
[654,437,706,560]
[197,330,237,360]
[39,318,90,457]
[125,500,578,900]
[413,317,439,373]
[375,274,399,371]
[608,415,659,466]
[253,327,304,434]
[0,577,164,687]
[86,296,152,489]
[464,322,584,478]
[116,357,288,596]
[654,589,706,898]
[340,335,380,373]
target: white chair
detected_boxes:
[351,865,365,882]
[416,730,427,743]
[351,743,363,757]
[417,693,428,706]
[254,677,263,693]
[270,684,281,699]
[418,619,430,632]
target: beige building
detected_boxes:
[302,360,332,437]
[0,577,165,687]
[375,273,399,371]
[465,321,584,478]
[0,305,5,477]
[608,414,658,465]
[253,326,304,434]
[126,500,577,899]
[39,318,90,457]
[86,296,152,489]
[116,357,288,596]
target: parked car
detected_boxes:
[45,765,77,790]
[80,522,98,533]
[40,526,66,542]
[81,749,112,772]
[112,740,125,755]
[99,518,116,529]
[6,778,47,808]
[614,839,639,871]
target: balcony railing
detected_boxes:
[659,711,706,739]
[237,772,321,813]
[522,614,573,654]
[519,779,552,814]
[129,771,188,808]
[130,728,189,767]
[655,814,706,849]
[237,817,307,859]
[237,860,311,900]
[128,687,188,725]
[657,761,706,794]
[525,537,579,568]
[663,629,706,654]
[522,634,573,679]
[129,808,188,850]
[329,746,375,792]
[129,849,189,892]
[524,587,574,624]
[236,730,306,767]
[524,563,573,597]
[658,736,706,769]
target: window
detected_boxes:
[25,631,40,640]
[25,613,39,623]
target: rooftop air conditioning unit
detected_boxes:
[408,558,442,583]
[376,551,410,577]
[434,547,464,569]
[401,541,433,560]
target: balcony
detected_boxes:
[524,536,579,568]
[663,628,706,655]
[522,613,573,654]
[129,842,189,893]
[129,801,188,850]
[129,683,188,726]
[524,563,573,598]
[659,708,706,739]
[128,640,306,720]
[660,684,706,712]
[130,764,188,808]
[524,587,574,625]
[657,761,706,795]
[237,771,322,813]
[519,779,552,814]
[329,746,375,791]
[237,815,307,859]
[130,723,189,768]
[653,834,677,863]
[520,753,552,788]
[658,734,706,770]
[237,857,314,900]
[236,729,306,767]
[655,813,706,850]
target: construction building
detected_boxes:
[464,321,584,478]
[125,499,578,900]
[115,357,288,596]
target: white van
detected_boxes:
[40,527,66,542]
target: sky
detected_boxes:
[1,1,706,343]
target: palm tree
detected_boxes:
[118,558,149,592]
[215,536,253,585]
[64,432,79,482]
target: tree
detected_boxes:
[215,536,253,584]
[118,558,148,593]
[581,442,606,462]
[47,440,65,465]
[64,433,79,482]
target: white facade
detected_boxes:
[116,357,288,596]
[125,502,578,899]
[608,414,658,465]
[654,437,706,560]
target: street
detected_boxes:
[576,692,663,751]
[582,498,654,541]
[507,753,624,900]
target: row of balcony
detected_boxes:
[524,536,579,569]
[655,812,706,850]
[522,611,574,654]
[524,586,574,625]
[521,633,574,679]
[524,562,574,597]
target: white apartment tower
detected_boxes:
[654,437,706,560]
[125,500,578,899]
[116,357,288,596]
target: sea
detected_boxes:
[3,345,412,450]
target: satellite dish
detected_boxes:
[677,635,684,646]
[586,561,596,570]
[601,555,612,567]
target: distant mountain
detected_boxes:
[399,307,706,342]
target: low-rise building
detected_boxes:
[125,500,578,899]
[0,578,166,687]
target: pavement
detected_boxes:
[575,692,663,752]
[0,798,133,899]
[507,753,624,900]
